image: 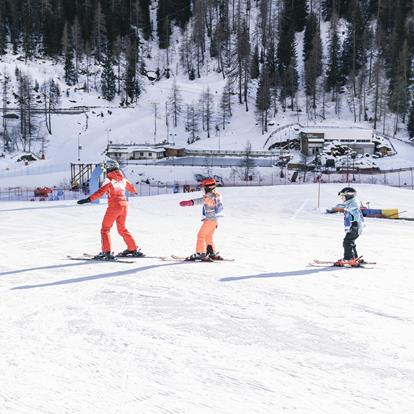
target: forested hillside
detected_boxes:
[0,0,413,155]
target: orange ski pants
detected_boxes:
[101,205,137,252]
[196,220,217,254]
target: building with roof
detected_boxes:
[106,144,166,161]
[300,128,375,156]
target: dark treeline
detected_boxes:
[0,0,152,56]
[0,0,414,141]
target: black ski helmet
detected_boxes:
[338,187,356,200]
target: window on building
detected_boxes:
[140,152,144,156]
[148,152,152,156]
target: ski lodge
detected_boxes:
[105,143,187,160]
[300,128,376,156]
[105,144,166,161]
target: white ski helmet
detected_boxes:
[105,158,120,172]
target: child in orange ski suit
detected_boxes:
[77,160,142,260]
[179,178,224,261]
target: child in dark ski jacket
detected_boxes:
[179,177,224,261]
[335,187,365,267]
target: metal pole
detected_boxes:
[165,102,169,142]
[153,103,158,144]
[317,176,321,210]
[77,132,81,162]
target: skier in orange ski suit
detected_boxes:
[77,160,142,260]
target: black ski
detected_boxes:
[308,261,374,269]
[170,255,235,262]
[67,255,134,264]
[312,258,376,265]
[83,252,167,260]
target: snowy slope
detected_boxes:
[1,184,413,414]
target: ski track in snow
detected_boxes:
[1,184,414,414]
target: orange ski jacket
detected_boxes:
[89,170,137,207]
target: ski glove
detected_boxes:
[179,200,194,207]
[77,197,91,205]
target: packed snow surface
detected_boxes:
[1,184,413,414]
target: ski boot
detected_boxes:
[334,257,361,267]
[185,253,211,262]
[206,245,223,261]
[93,251,115,261]
[117,249,144,258]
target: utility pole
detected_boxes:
[77,132,81,162]
[152,102,158,144]
[165,101,169,142]
[105,128,111,145]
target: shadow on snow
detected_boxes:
[219,266,346,282]
[10,262,182,290]
[0,204,78,213]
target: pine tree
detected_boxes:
[199,87,215,138]
[157,0,171,49]
[42,0,61,56]
[240,142,256,181]
[340,2,366,80]
[17,73,37,152]
[21,0,37,59]
[304,17,322,112]
[62,23,77,86]
[64,49,77,86]
[92,1,107,63]
[326,13,342,95]
[0,5,6,54]
[277,3,299,110]
[388,40,409,133]
[138,0,152,40]
[124,29,141,103]
[229,14,251,111]
[265,40,277,86]
[173,0,192,29]
[101,46,116,101]
[2,71,11,151]
[41,78,61,134]
[256,69,271,134]
[303,13,318,63]
[283,0,308,33]
[168,80,183,127]
[193,0,207,78]
[322,0,353,21]
[251,44,260,80]
[408,101,414,140]
[185,104,200,144]
[219,80,233,129]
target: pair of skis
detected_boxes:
[308,258,376,269]
[67,253,235,264]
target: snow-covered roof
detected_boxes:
[132,147,165,153]
[302,127,373,141]
[106,147,130,153]
[107,145,165,153]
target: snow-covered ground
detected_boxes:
[1,183,413,414]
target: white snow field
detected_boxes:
[1,183,413,414]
